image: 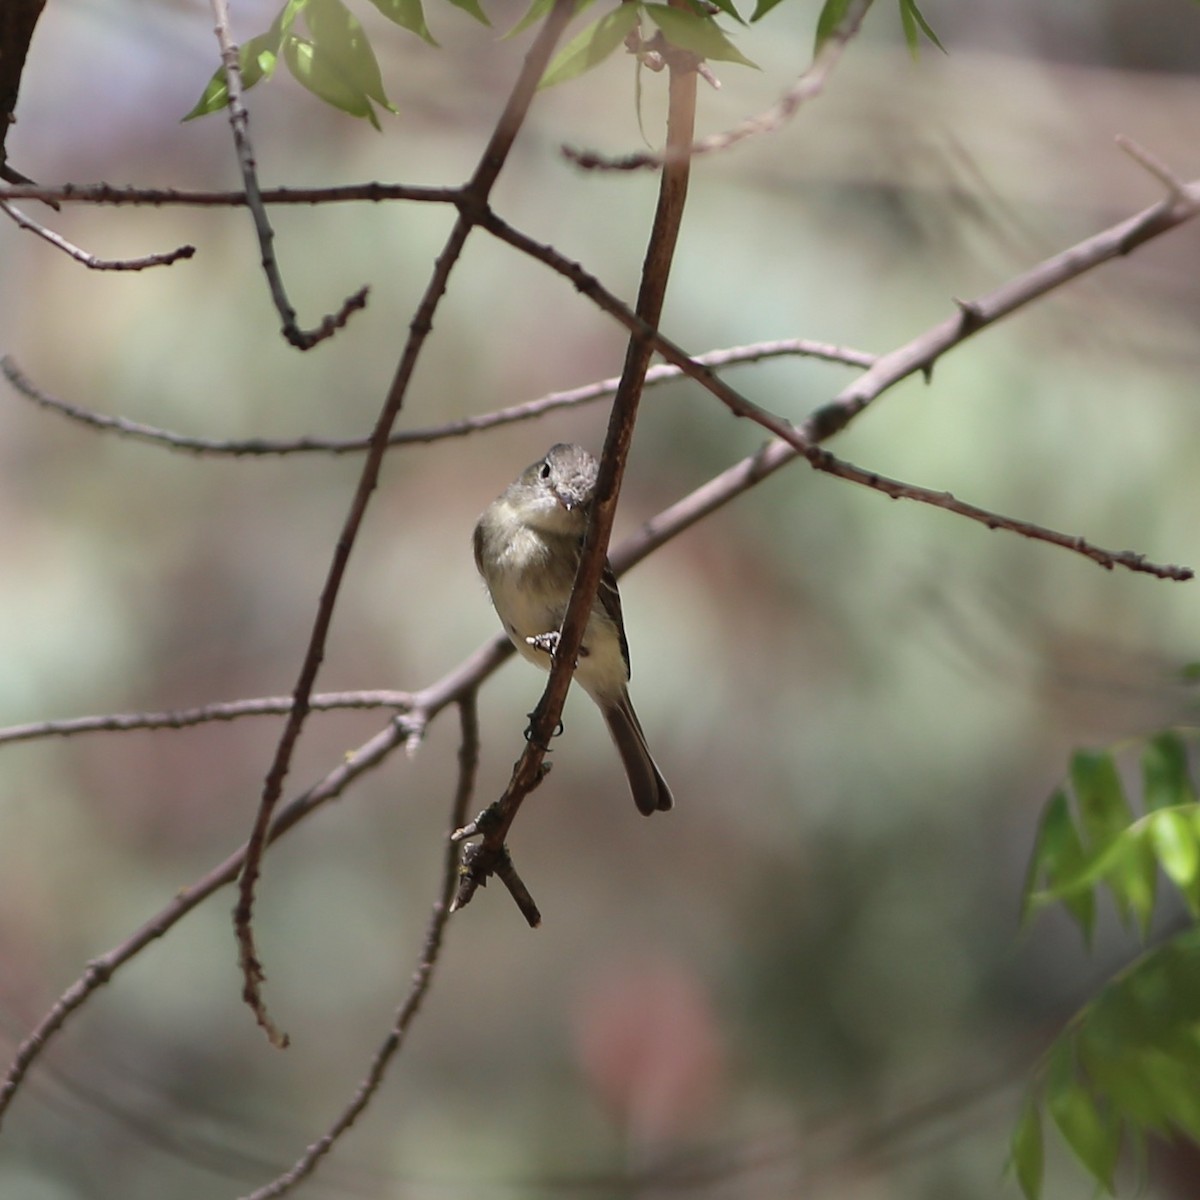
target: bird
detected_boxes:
[473,443,673,815]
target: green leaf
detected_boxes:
[1045,1051,1120,1193]
[1142,731,1196,811]
[306,0,399,104]
[364,0,439,44]
[540,5,640,87]
[810,0,852,46]
[703,0,746,25]
[1022,788,1095,941]
[1151,808,1200,890]
[642,3,757,67]
[1072,750,1133,845]
[505,0,592,39]
[184,28,285,120]
[1010,1098,1044,1200]
[897,0,944,57]
[442,0,491,24]
[283,33,380,128]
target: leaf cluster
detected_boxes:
[1013,731,1200,1198]
[186,0,946,121]
[186,0,488,127]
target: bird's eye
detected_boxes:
[539,462,552,480]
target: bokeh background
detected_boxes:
[2,0,1199,1196]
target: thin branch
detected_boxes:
[479,177,1200,580]
[809,177,1200,437]
[0,690,416,747]
[453,34,700,917]
[232,0,578,1046]
[1,339,874,457]
[802,446,1193,580]
[240,693,479,1200]
[1115,134,1187,201]
[0,181,462,207]
[565,0,874,172]
[0,710,416,1128]
[0,200,195,269]
[208,0,367,350]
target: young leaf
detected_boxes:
[1072,750,1133,845]
[811,0,852,47]
[1022,788,1095,941]
[1046,1070,1118,1190]
[364,0,439,44]
[505,0,592,40]
[897,0,944,56]
[1010,1098,1044,1200]
[703,0,746,26]
[184,28,286,121]
[283,34,380,127]
[539,5,639,88]
[306,0,399,106]
[1150,808,1200,891]
[442,0,491,24]
[642,3,757,67]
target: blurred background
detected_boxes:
[1,0,1199,1196]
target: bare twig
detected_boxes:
[241,694,480,1200]
[0,690,416,747]
[0,181,462,207]
[802,446,1192,580]
[566,0,873,171]
[452,33,701,917]
[208,0,367,350]
[1,339,874,457]
[232,0,579,1046]
[1115,134,1187,201]
[0,200,195,269]
[809,178,1200,437]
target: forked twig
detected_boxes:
[239,694,480,1200]
[208,0,367,349]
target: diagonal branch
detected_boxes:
[452,37,701,918]
[232,0,579,1046]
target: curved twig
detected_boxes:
[1,339,874,456]
[0,200,194,269]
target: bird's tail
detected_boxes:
[603,691,674,816]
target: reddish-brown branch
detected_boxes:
[452,41,702,917]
